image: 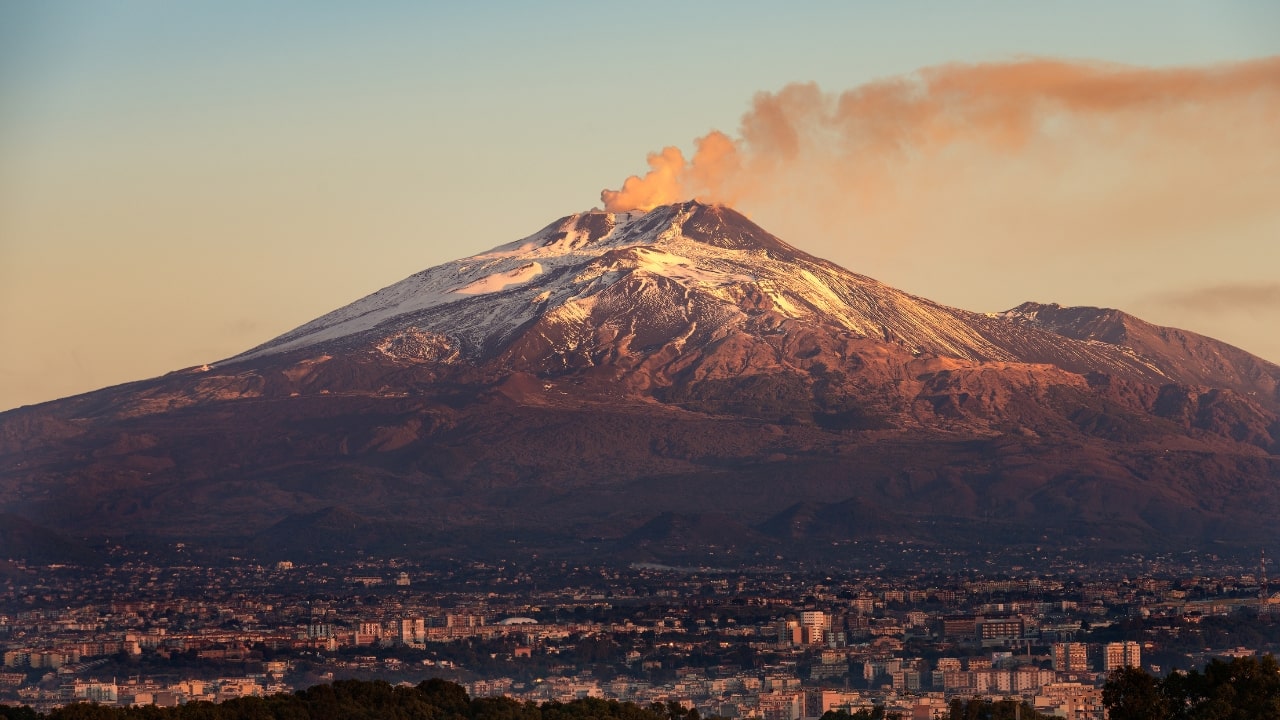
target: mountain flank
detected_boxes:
[2,201,1278,563]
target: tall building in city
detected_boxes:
[1103,641,1141,671]
[777,620,803,646]
[1261,549,1270,615]
[800,611,827,629]
[977,616,1024,646]
[399,617,426,645]
[1052,642,1090,672]
[800,611,828,644]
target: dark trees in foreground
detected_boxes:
[6,659,1279,720]
[1103,655,1280,720]
[942,699,1054,720]
[0,680,680,720]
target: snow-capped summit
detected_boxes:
[236,201,831,362]
[230,201,1250,393]
[231,202,998,362]
[4,201,1279,563]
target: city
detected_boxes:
[3,550,1278,719]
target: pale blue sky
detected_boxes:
[2,2,1278,409]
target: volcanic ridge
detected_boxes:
[2,201,1278,564]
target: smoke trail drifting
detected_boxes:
[601,57,1280,214]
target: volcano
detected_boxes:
[3,201,1279,563]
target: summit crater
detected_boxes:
[2,202,1278,563]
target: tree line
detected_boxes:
[0,679,693,720]
[1103,654,1280,720]
[3,658,1278,720]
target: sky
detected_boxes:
[2,1,1278,411]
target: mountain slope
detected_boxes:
[228,202,1278,401]
[1002,301,1280,407]
[1,201,1277,563]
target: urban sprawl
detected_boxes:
[3,548,1279,719]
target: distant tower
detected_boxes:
[1261,549,1270,615]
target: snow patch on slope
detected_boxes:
[455,262,543,295]
[631,248,753,286]
[227,201,1177,383]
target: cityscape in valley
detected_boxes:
[3,550,1279,718]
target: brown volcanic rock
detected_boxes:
[1,202,1278,562]
[1004,302,1280,408]
[2,350,1277,559]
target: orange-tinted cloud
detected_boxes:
[600,56,1280,214]
[600,146,688,213]
[1149,283,1280,314]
